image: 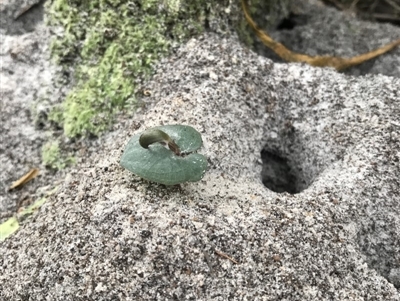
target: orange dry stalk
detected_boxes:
[241,0,400,71]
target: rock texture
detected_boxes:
[0,0,64,219]
[257,0,400,77]
[0,0,42,35]
[0,0,293,219]
[1,32,399,300]
[1,0,399,221]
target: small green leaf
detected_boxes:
[20,197,47,215]
[120,125,207,185]
[0,192,53,241]
[0,217,19,241]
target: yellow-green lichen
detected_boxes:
[41,140,75,170]
[45,0,291,137]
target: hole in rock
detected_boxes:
[261,150,298,194]
[276,13,307,30]
[260,129,331,194]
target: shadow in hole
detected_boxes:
[261,149,299,194]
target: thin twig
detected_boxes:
[384,0,400,11]
[323,0,348,10]
[372,13,400,21]
[350,0,361,11]
[215,249,239,264]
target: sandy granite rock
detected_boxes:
[0,0,42,35]
[1,32,399,300]
[0,1,71,219]
[1,0,399,223]
[0,0,293,221]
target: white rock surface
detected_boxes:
[1,32,399,300]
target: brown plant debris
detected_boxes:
[9,168,39,190]
[215,249,239,264]
[241,0,400,71]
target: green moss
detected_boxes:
[47,104,63,125]
[45,0,291,137]
[46,0,203,137]
[41,141,75,170]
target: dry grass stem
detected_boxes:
[215,249,239,264]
